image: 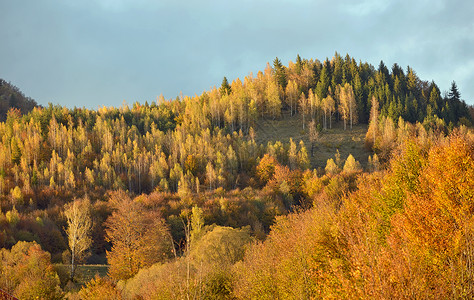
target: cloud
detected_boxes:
[0,0,473,107]
[338,0,392,16]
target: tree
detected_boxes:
[10,185,23,206]
[365,96,379,149]
[337,84,349,130]
[256,154,278,185]
[206,162,216,191]
[448,81,460,102]
[308,120,320,157]
[105,191,173,280]
[0,241,62,299]
[220,77,231,96]
[382,136,474,298]
[79,275,121,300]
[190,226,252,269]
[315,64,330,100]
[299,92,309,130]
[273,57,287,89]
[64,197,93,282]
[234,206,345,299]
[337,83,357,130]
[343,154,361,173]
[265,80,281,119]
[288,138,298,170]
[345,83,357,129]
[285,80,299,116]
[322,95,335,130]
[428,82,441,115]
[325,158,339,175]
[298,141,310,170]
[308,89,319,122]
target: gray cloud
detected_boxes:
[0,0,473,109]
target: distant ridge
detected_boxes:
[0,79,39,121]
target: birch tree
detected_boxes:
[298,92,309,130]
[64,197,93,282]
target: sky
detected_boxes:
[1,0,473,109]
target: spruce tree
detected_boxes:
[220,77,231,95]
[273,57,287,89]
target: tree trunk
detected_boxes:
[70,247,75,281]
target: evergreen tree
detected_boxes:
[273,57,287,89]
[220,77,231,96]
[315,65,330,100]
[448,81,460,103]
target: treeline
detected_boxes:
[0,79,39,121]
[171,52,472,133]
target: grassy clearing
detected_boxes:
[55,264,109,289]
[255,112,371,171]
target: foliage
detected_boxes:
[0,241,62,299]
[78,274,120,300]
[64,196,93,281]
[234,131,474,299]
[0,79,39,121]
[190,225,252,269]
[105,191,174,280]
[0,53,472,298]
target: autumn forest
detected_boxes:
[0,53,473,299]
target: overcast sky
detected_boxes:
[1,0,473,108]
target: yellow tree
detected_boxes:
[322,95,335,130]
[347,84,357,129]
[0,241,62,299]
[299,92,309,130]
[265,80,281,119]
[308,120,319,157]
[308,89,320,122]
[342,154,362,173]
[365,96,380,149]
[336,83,356,130]
[336,84,349,130]
[379,135,474,298]
[64,197,93,281]
[105,191,173,280]
[285,80,299,116]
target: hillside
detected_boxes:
[256,112,370,170]
[0,54,473,298]
[0,79,39,121]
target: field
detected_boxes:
[255,112,371,171]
